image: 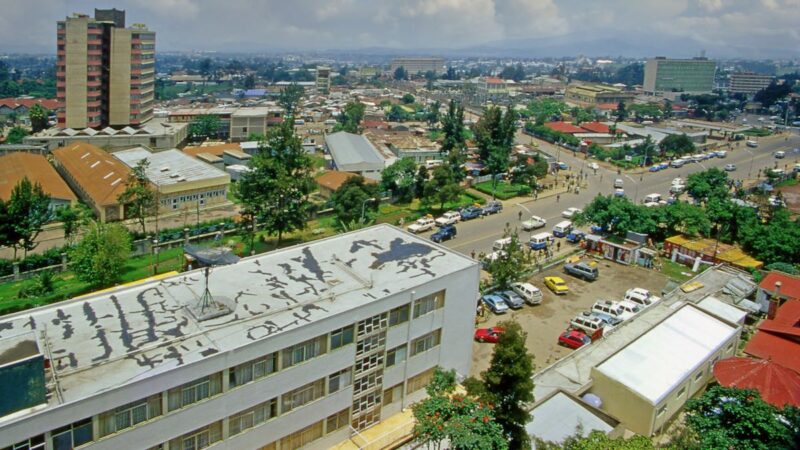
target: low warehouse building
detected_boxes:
[0,152,77,211]
[589,304,740,436]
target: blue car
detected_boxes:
[482,201,503,215]
[481,294,509,314]
[659,163,670,170]
[431,225,457,243]
[566,230,586,243]
[590,224,606,234]
[649,165,661,172]
[460,206,483,220]
[558,162,569,170]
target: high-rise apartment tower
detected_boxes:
[56,9,155,129]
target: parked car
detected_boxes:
[623,287,661,308]
[521,215,547,231]
[407,217,435,233]
[570,312,605,335]
[561,207,581,219]
[591,300,627,324]
[588,162,600,171]
[617,300,643,320]
[565,230,586,244]
[557,161,569,170]
[482,201,503,215]
[558,330,592,349]
[775,151,786,159]
[497,290,525,309]
[649,165,661,172]
[459,206,483,220]
[590,224,606,234]
[614,178,624,188]
[670,159,686,168]
[724,163,737,172]
[435,211,461,226]
[510,282,543,305]
[544,276,569,294]
[564,260,599,281]
[716,151,727,158]
[430,225,457,243]
[614,188,625,198]
[481,294,509,314]
[474,327,505,343]
[591,310,623,327]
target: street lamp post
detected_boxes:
[361,197,377,223]
[152,238,159,275]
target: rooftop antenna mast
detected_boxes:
[184,245,240,321]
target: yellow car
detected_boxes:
[544,276,569,295]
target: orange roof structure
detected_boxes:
[183,143,241,158]
[0,97,59,111]
[664,235,763,270]
[51,142,130,207]
[579,121,611,134]
[0,152,76,202]
[544,121,584,134]
[714,357,800,407]
[316,171,375,193]
[745,300,800,374]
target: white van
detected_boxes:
[670,159,686,168]
[570,312,605,335]
[623,287,661,308]
[552,220,572,238]
[746,140,758,148]
[529,232,552,250]
[493,237,513,252]
[614,178,624,188]
[644,193,662,204]
[510,282,543,305]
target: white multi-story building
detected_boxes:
[0,225,478,450]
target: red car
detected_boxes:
[474,327,505,343]
[558,330,592,349]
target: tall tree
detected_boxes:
[615,101,627,122]
[335,101,366,134]
[331,175,379,225]
[188,115,221,142]
[278,83,304,117]
[70,221,131,287]
[117,159,158,236]
[475,106,517,195]
[467,320,535,449]
[7,177,52,259]
[686,168,729,202]
[486,228,531,290]
[238,121,314,247]
[414,165,430,199]
[0,199,20,256]
[441,100,467,178]
[28,103,49,133]
[422,166,463,211]
[198,58,214,85]
[380,157,417,203]
[658,133,695,157]
[393,66,407,81]
[425,100,441,130]
[56,204,89,246]
[5,126,29,144]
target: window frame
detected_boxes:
[330,325,355,350]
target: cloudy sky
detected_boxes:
[1,0,798,58]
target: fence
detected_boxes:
[0,254,69,283]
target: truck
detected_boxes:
[521,215,546,231]
[563,260,599,281]
[407,217,435,233]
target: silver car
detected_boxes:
[498,290,525,309]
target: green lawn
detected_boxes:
[775,178,798,188]
[474,180,531,200]
[659,259,706,283]
[742,128,772,137]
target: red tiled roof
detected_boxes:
[713,357,800,407]
[485,77,504,85]
[544,121,584,134]
[759,272,800,301]
[0,97,59,111]
[595,103,618,110]
[744,300,800,374]
[579,122,610,134]
[267,116,284,124]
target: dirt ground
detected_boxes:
[470,257,670,377]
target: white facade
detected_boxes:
[0,225,478,450]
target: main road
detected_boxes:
[424,130,800,258]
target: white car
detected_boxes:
[435,211,461,226]
[623,287,661,309]
[407,217,435,233]
[588,162,600,171]
[562,207,582,219]
[671,177,684,186]
[521,215,547,231]
[617,300,643,320]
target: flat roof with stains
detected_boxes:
[0,225,474,411]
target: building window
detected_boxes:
[167,373,223,411]
[230,352,278,388]
[281,378,325,413]
[326,408,350,434]
[279,420,324,449]
[385,345,407,368]
[356,332,386,357]
[413,290,445,318]
[4,435,45,450]
[383,383,403,406]
[329,367,353,394]
[228,398,278,436]
[657,405,667,417]
[330,325,355,350]
[282,335,327,369]
[695,371,704,382]
[51,418,93,450]
[410,329,441,356]
[407,368,436,394]
[388,304,410,326]
[168,421,222,450]
[99,394,162,437]
[353,371,382,396]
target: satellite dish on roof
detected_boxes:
[183,245,240,321]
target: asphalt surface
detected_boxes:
[423,130,800,258]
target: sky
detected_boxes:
[1,0,799,58]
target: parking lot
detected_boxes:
[470,257,670,377]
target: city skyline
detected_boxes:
[0,0,799,58]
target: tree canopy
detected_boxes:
[659,133,695,156]
[422,165,463,211]
[330,175,379,225]
[187,115,221,142]
[380,157,417,203]
[5,126,29,144]
[6,177,52,259]
[393,66,408,81]
[117,159,157,236]
[69,221,131,287]
[278,83,304,116]
[28,103,49,133]
[335,101,366,133]
[486,228,531,290]
[686,167,729,202]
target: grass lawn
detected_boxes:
[660,259,706,283]
[775,178,798,188]
[474,180,530,200]
[742,128,772,137]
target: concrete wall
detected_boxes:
[108,28,132,126]
[230,116,267,141]
[64,18,88,129]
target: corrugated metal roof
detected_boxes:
[0,152,77,202]
[113,148,229,187]
[52,142,130,206]
[325,131,385,169]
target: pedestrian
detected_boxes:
[471,250,476,260]
[557,241,561,252]
[557,194,560,202]
[518,210,523,221]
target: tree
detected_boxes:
[415,165,429,199]
[486,228,531,290]
[422,166,462,211]
[7,177,52,259]
[28,103,49,133]
[426,100,441,130]
[387,104,411,122]
[659,133,695,156]
[237,121,314,247]
[0,199,20,256]
[754,80,792,108]
[663,99,673,119]
[335,101,366,133]
[401,93,415,104]
[56,204,89,246]
[466,320,535,449]
[117,159,158,236]
[685,386,800,450]
[615,101,627,122]
[5,126,29,144]
[738,209,800,266]
[381,157,417,203]
[413,367,508,450]
[70,221,131,287]
[441,100,467,179]
[198,58,214,84]
[475,106,517,195]
[394,66,408,81]
[686,168,729,202]
[242,73,256,90]
[536,430,656,450]
[188,115,221,142]
[664,201,711,237]
[278,83,304,117]
[331,175,379,225]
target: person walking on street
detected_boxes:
[556,241,561,253]
[471,250,476,260]
[518,210,523,221]
[557,194,560,202]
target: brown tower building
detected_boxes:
[56,9,155,129]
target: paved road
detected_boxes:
[423,130,800,258]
